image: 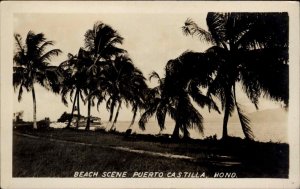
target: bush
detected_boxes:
[94,126,107,133]
[37,118,50,130]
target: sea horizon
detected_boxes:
[49,119,288,143]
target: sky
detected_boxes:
[13,12,284,123]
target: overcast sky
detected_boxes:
[13,11,284,122]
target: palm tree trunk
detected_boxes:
[66,90,77,129]
[129,106,137,129]
[32,85,37,129]
[85,98,91,131]
[109,98,116,122]
[222,105,230,139]
[76,91,80,129]
[233,84,253,140]
[111,102,121,130]
[222,87,233,140]
[183,126,190,139]
[172,123,180,139]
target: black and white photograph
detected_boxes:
[1,1,299,189]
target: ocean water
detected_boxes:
[51,120,287,143]
[114,120,287,143]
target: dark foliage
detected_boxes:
[183,12,289,139]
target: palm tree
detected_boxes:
[116,61,148,130]
[164,51,220,139]
[127,68,148,129]
[83,21,126,131]
[138,71,197,139]
[59,49,90,129]
[182,13,288,140]
[103,55,148,130]
[139,63,219,139]
[139,71,176,135]
[13,31,62,129]
[77,48,96,131]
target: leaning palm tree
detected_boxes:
[138,72,199,139]
[139,67,218,139]
[127,68,148,129]
[164,52,220,139]
[182,13,288,140]
[115,62,148,130]
[102,55,147,130]
[83,21,126,131]
[138,71,176,135]
[13,31,62,129]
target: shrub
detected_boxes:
[94,126,107,133]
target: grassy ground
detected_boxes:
[13,126,289,178]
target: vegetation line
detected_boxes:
[15,132,195,160]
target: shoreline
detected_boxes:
[14,121,289,144]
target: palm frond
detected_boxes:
[96,92,106,111]
[138,99,160,130]
[188,105,204,134]
[69,88,75,102]
[37,41,54,55]
[14,34,25,53]
[206,13,228,46]
[26,31,46,56]
[239,48,289,107]
[177,96,204,134]
[156,102,167,130]
[13,67,26,90]
[61,94,69,106]
[188,82,220,113]
[78,90,85,104]
[84,21,124,57]
[39,49,62,62]
[182,18,214,43]
[236,103,254,140]
[236,13,288,50]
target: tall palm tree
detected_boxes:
[83,21,126,131]
[59,49,90,129]
[13,31,62,129]
[77,48,96,131]
[182,13,288,140]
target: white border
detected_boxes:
[1,1,299,189]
